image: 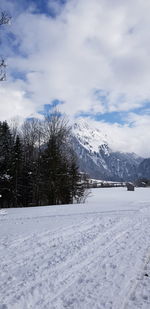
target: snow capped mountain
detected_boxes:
[73,119,109,154]
[72,119,143,181]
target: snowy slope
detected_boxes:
[0,188,150,309]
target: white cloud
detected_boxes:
[1,0,150,156]
[47,0,63,16]
[0,82,38,120]
[82,116,150,157]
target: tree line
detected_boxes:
[0,113,85,208]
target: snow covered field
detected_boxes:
[0,187,150,309]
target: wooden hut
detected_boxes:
[126,182,135,191]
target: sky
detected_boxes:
[0,0,150,156]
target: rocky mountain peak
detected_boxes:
[73,119,109,154]
[72,119,144,181]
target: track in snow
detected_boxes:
[0,201,150,308]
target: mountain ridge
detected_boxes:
[72,120,144,181]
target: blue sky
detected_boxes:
[15,0,66,17]
[0,0,150,155]
[78,102,150,126]
[0,0,67,19]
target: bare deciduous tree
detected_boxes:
[0,11,11,25]
[43,110,71,144]
[0,11,11,81]
[0,57,6,81]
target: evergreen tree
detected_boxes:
[41,135,63,205]
[11,135,23,206]
[40,113,85,205]
[19,161,33,207]
[68,151,83,203]
[0,121,14,207]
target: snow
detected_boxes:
[73,119,109,153]
[0,187,150,309]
